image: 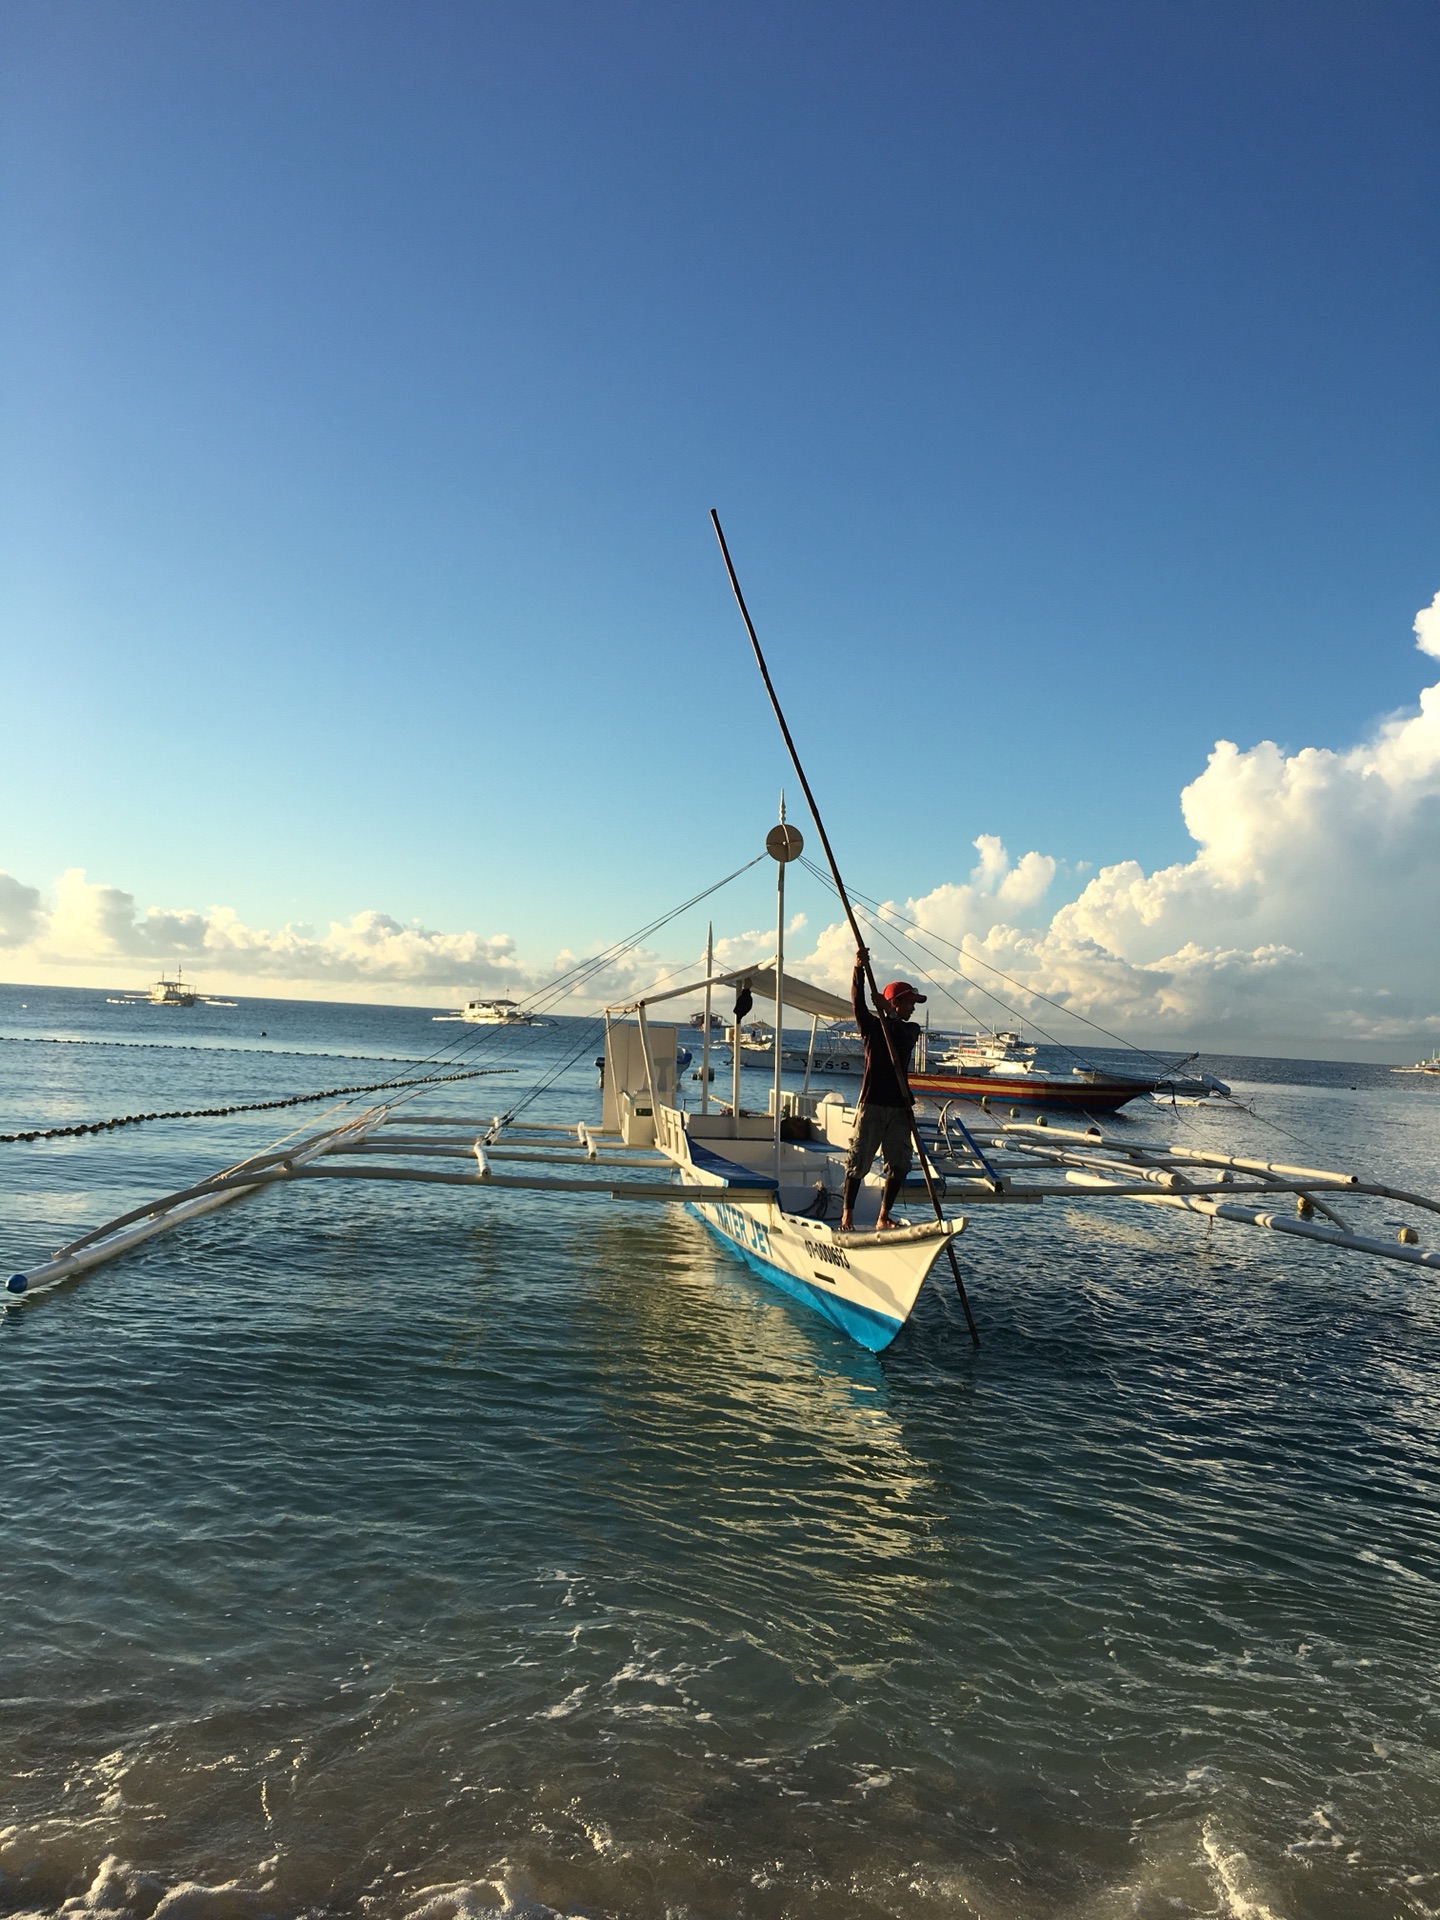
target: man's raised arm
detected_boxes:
[851,949,875,1030]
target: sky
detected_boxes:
[1,2,1437,1055]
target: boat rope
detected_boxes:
[840,897,1019,1038]
[370,854,771,1108]
[3,854,771,1149]
[492,1018,610,1126]
[808,858,1333,1156]
[74,852,778,1208]
[802,859,1112,1071]
[0,1066,515,1146]
[799,854,1196,1076]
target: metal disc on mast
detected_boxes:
[766,823,804,863]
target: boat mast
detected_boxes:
[730,987,743,1128]
[768,796,800,1187]
[700,923,713,1115]
[711,508,992,1345]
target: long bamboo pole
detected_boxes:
[709,508,988,1346]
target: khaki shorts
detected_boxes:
[845,1103,914,1182]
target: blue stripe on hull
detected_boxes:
[688,1204,906,1353]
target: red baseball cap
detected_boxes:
[882,980,926,1006]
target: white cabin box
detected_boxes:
[603,1021,678,1144]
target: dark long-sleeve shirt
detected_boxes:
[852,960,919,1108]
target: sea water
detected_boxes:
[2,985,1438,1920]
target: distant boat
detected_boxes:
[1394,1050,1440,1074]
[433,998,539,1026]
[105,969,234,1009]
[780,1020,865,1075]
[909,1030,1157,1113]
[147,971,197,1007]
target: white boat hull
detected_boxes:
[688,1191,962,1349]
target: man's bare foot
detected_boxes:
[876,1215,901,1231]
[839,1215,853,1232]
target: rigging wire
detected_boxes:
[498,1019,610,1124]
[345,852,770,1114]
[122,852,773,1208]
[795,856,1333,1157]
[839,896,1020,1037]
[798,855,1120,1068]
[806,856,1351,1152]
[408,865,761,1092]
[798,855,1195,1074]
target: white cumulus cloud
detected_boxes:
[2,870,536,1004]
[789,593,1440,1053]
[5,594,1438,1052]
[0,867,686,1011]
[1415,590,1440,662]
[0,872,45,949]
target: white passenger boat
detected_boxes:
[779,1021,865,1074]
[462,998,535,1025]
[1394,1050,1440,1074]
[433,997,539,1026]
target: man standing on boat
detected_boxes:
[839,948,925,1232]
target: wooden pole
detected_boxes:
[709,508,986,1345]
[773,806,786,1187]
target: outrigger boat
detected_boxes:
[10,515,1440,1350]
[105,970,235,1009]
[10,812,1440,1347]
[14,810,1440,1351]
[12,944,1440,1351]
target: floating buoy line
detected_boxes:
[0,1035,458,1065]
[5,853,774,1300]
[0,1066,514,1145]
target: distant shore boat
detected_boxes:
[147,972,197,1007]
[433,997,539,1026]
[104,970,236,1009]
[1394,1051,1440,1074]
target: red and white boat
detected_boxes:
[909,1030,1157,1113]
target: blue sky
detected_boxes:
[2,2,1437,1037]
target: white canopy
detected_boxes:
[610,961,852,1023]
